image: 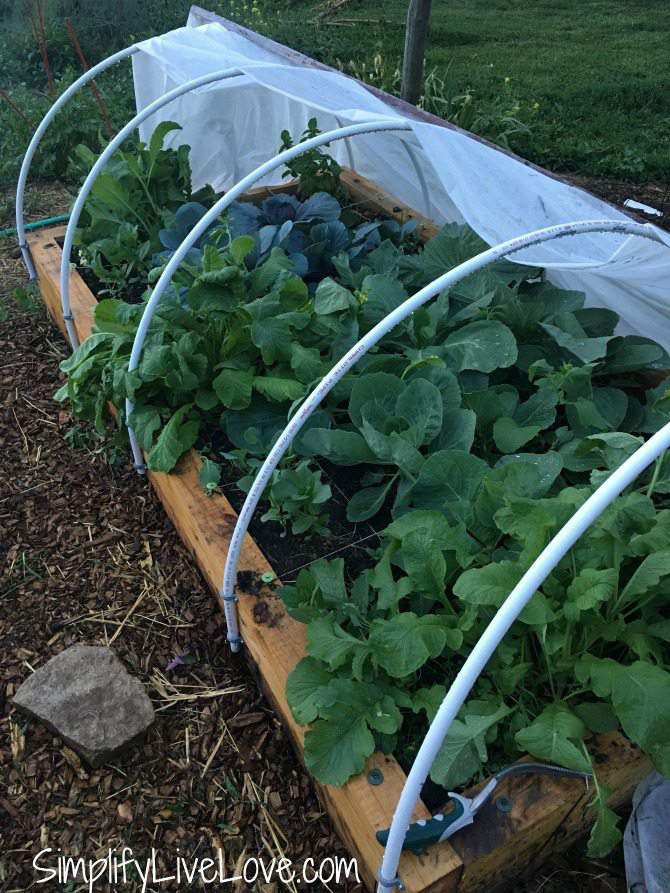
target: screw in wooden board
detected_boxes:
[495,795,513,813]
[367,768,384,786]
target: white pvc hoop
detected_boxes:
[60,66,246,349]
[15,44,139,280]
[220,219,662,646]
[377,410,670,891]
[208,218,666,887]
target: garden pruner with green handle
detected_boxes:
[375,763,591,855]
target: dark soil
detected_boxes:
[216,449,384,583]
[570,175,669,232]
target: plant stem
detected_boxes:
[536,632,557,701]
[646,454,664,498]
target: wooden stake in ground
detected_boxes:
[65,18,115,138]
[401,0,433,105]
[25,0,54,95]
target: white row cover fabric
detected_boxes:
[131,13,670,346]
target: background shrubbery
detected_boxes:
[1,0,668,188]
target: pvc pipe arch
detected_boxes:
[219,218,663,653]
[376,411,670,891]
[15,44,139,280]
[59,66,247,349]
[207,217,666,883]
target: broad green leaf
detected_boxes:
[496,451,563,493]
[290,343,322,383]
[444,320,517,373]
[573,702,618,734]
[212,367,254,410]
[413,224,489,283]
[59,333,111,374]
[298,428,377,465]
[147,405,199,472]
[454,561,553,624]
[369,545,413,612]
[515,703,590,772]
[609,661,670,775]
[360,273,408,328]
[195,389,219,411]
[198,457,221,493]
[314,278,356,314]
[620,550,670,604]
[587,797,621,858]
[308,618,366,671]
[229,234,255,264]
[368,614,448,678]
[434,408,476,452]
[304,714,375,786]
[431,701,511,788]
[454,561,523,608]
[385,509,453,547]
[223,396,288,454]
[493,389,558,453]
[310,559,347,606]
[412,685,446,722]
[605,335,667,374]
[564,568,617,621]
[592,492,657,547]
[148,120,181,163]
[128,404,161,451]
[396,378,444,445]
[400,526,447,597]
[346,476,396,522]
[630,511,670,556]
[349,372,404,427]
[400,450,489,524]
[465,384,518,432]
[541,322,613,363]
[286,657,332,725]
[253,375,305,403]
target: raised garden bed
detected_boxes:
[29,169,651,893]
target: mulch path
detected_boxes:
[0,182,629,893]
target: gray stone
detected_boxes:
[12,645,155,767]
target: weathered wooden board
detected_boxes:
[28,169,650,891]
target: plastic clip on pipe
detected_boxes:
[211,218,666,883]
[15,44,138,280]
[60,66,246,350]
[123,118,412,650]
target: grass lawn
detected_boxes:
[263,0,670,181]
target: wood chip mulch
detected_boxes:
[0,191,362,892]
[0,183,628,893]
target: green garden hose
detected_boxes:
[0,213,70,240]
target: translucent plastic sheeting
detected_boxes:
[131,15,670,347]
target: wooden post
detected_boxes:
[64,18,115,138]
[401,0,433,106]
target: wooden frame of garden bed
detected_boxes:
[28,169,650,893]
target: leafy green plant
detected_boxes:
[283,459,670,849]
[0,66,135,186]
[58,119,670,857]
[279,118,343,198]
[261,459,332,536]
[73,121,215,300]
